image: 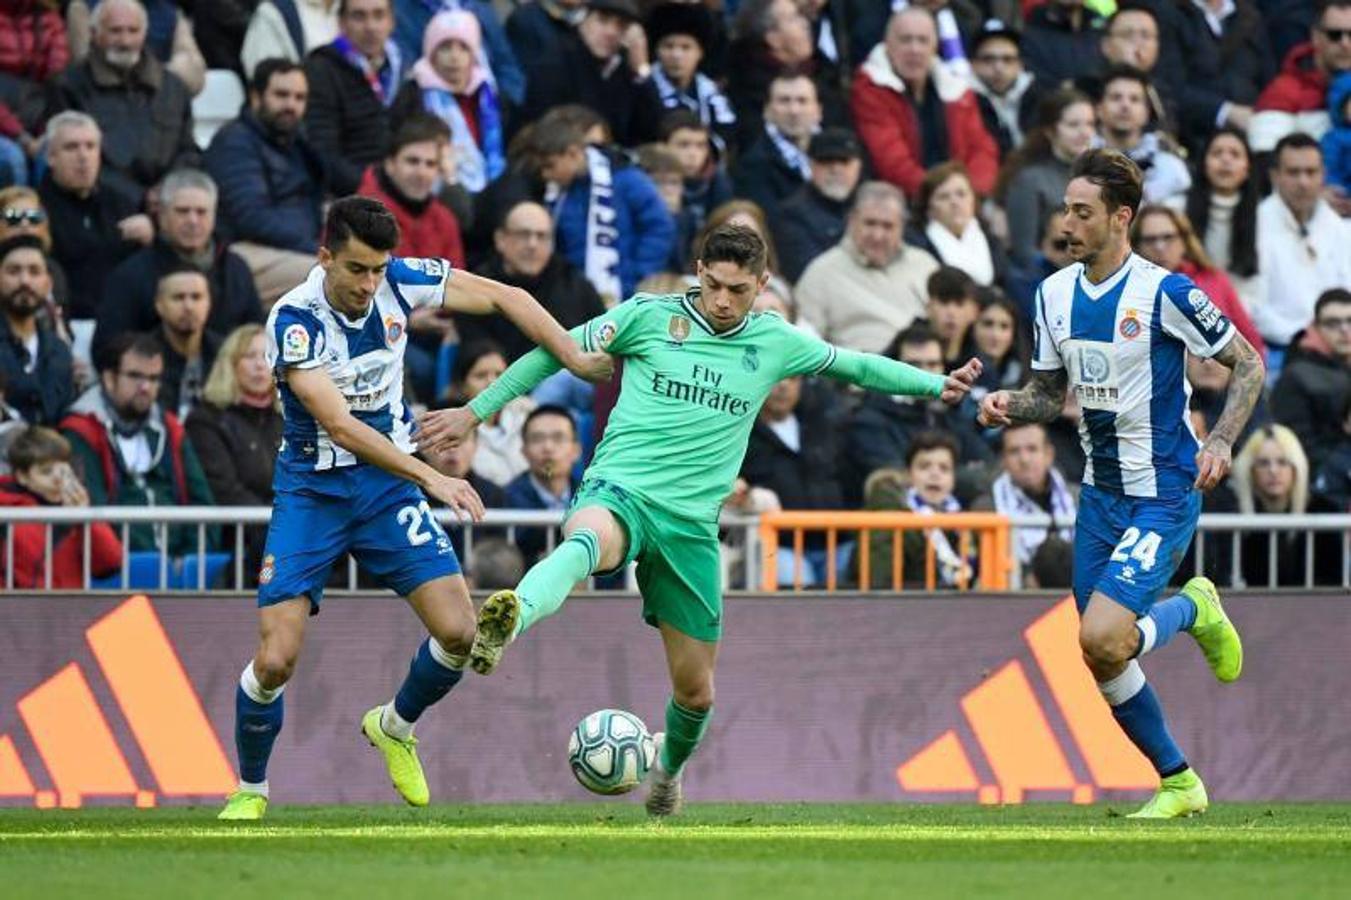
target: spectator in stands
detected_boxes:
[1094,66,1190,206]
[1186,126,1262,316]
[1131,204,1267,358]
[0,0,69,186]
[731,72,822,221]
[907,161,1008,289]
[1312,394,1351,510]
[853,429,976,590]
[391,9,509,196]
[0,425,121,589]
[968,290,1027,402]
[531,107,673,303]
[185,323,282,581]
[148,266,219,420]
[190,0,258,74]
[466,538,526,589]
[0,188,70,325]
[970,19,1038,160]
[741,374,850,586]
[974,423,1076,568]
[728,0,838,149]
[635,142,688,271]
[1250,0,1351,154]
[304,0,401,196]
[1091,5,1172,131]
[1026,533,1073,589]
[843,323,991,505]
[60,331,216,555]
[94,169,264,357]
[643,2,737,155]
[392,0,525,105]
[926,266,980,371]
[1230,424,1320,586]
[1272,288,1351,474]
[1325,71,1351,193]
[697,198,781,277]
[445,339,534,485]
[661,111,732,265]
[241,0,340,76]
[797,0,850,91]
[997,88,1095,270]
[1255,133,1351,360]
[506,0,586,65]
[206,58,326,306]
[465,200,604,362]
[503,404,581,564]
[1005,206,1075,314]
[772,126,861,284]
[519,0,659,147]
[54,0,200,205]
[0,236,73,426]
[1022,0,1104,87]
[66,0,206,95]
[796,181,938,353]
[851,7,999,200]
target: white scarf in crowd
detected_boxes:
[925,218,995,285]
[651,68,737,134]
[581,146,622,304]
[991,469,1077,565]
[765,123,813,180]
[905,487,971,587]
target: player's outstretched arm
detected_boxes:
[822,348,982,403]
[286,367,485,520]
[416,345,566,452]
[441,269,613,383]
[1194,332,1265,491]
[977,368,1068,428]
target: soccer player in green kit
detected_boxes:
[417,224,981,816]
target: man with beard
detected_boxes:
[148,267,220,420]
[207,58,329,305]
[772,127,863,283]
[0,236,74,426]
[60,331,216,555]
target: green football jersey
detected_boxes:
[576,291,838,522]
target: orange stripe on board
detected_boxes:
[1024,598,1157,789]
[0,735,35,796]
[896,730,980,792]
[86,596,235,795]
[17,663,138,803]
[961,660,1076,803]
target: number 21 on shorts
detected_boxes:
[397,501,445,547]
[1110,527,1161,571]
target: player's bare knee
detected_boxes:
[431,622,474,657]
[674,681,714,712]
[1079,625,1134,671]
[253,649,296,689]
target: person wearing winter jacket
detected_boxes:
[1272,288,1351,475]
[1322,70,1351,193]
[1249,0,1351,152]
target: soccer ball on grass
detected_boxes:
[567,709,656,795]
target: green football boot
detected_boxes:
[361,706,430,807]
[1127,768,1209,819]
[469,589,521,675]
[217,790,268,820]
[1182,577,1243,683]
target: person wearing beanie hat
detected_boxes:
[641,2,738,155]
[391,1,526,105]
[391,8,508,194]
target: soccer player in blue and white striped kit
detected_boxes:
[980,149,1265,818]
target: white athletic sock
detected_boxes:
[238,779,269,797]
[1135,616,1159,656]
[426,636,468,670]
[1097,659,1147,707]
[380,702,415,741]
[240,661,284,704]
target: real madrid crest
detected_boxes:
[668,315,691,343]
[741,346,759,372]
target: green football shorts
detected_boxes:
[567,477,723,643]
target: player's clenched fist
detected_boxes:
[977,391,1013,427]
[424,473,485,522]
[940,357,982,405]
[417,406,480,452]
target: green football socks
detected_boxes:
[515,528,601,635]
[661,698,712,776]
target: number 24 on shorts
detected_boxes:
[1111,527,1161,571]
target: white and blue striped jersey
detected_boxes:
[265,257,450,473]
[1031,253,1236,498]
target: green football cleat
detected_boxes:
[1126,768,1209,819]
[1182,576,1243,683]
[217,790,268,820]
[469,589,521,675]
[361,706,430,807]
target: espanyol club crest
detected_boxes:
[1119,310,1141,340]
[385,316,404,346]
[668,315,691,343]
[259,554,276,585]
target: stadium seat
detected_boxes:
[90,551,169,590]
[176,553,233,590]
[192,69,246,149]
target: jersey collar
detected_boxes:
[1076,251,1136,300]
[681,288,751,339]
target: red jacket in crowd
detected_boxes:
[357,166,466,266]
[0,479,122,589]
[0,1,69,83]
[1255,43,1330,115]
[850,44,999,199]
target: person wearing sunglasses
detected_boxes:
[1250,0,1351,161]
[0,186,71,315]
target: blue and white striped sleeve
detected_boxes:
[1030,286,1064,371]
[1159,273,1236,358]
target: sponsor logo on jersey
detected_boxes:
[282,324,310,362]
[259,554,276,585]
[1119,310,1141,340]
[668,315,691,343]
[1187,288,1224,331]
[385,316,404,346]
[741,346,760,372]
[400,257,446,276]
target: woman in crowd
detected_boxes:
[1185,127,1261,316]
[908,161,1008,289]
[1132,204,1266,359]
[968,290,1028,402]
[445,339,534,487]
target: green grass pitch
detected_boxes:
[3,803,1349,899]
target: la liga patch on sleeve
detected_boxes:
[282,323,311,362]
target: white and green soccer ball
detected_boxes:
[567,709,656,795]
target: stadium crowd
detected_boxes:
[0,0,1348,590]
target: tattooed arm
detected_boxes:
[1194,333,1265,491]
[977,368,1069,427]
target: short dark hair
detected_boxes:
[387,113,450,158]
[523,404,578,441]
[1315,288,1351,319]
[658,108,708,142]
[698,223,768,275]
[1030,533,1073,589]
[156,261,211,292]
[528,107,590,158]
[1069,148,1144,218]
[905,429,960,468]
[96,331,163,375]
[0,233,47,267]
[928,266,977,303]
[338,0,391,17]
[1105,3,1157,32]
[1097,63,1151,102]
[1317,0,1351,24]
[895,321,941,353]
[1273,131,1322,167]
[7,426,70,472]
[636,143,683,178]
[323,196,400,253]
[250,57,305,96]
[1000,421,1049,451]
